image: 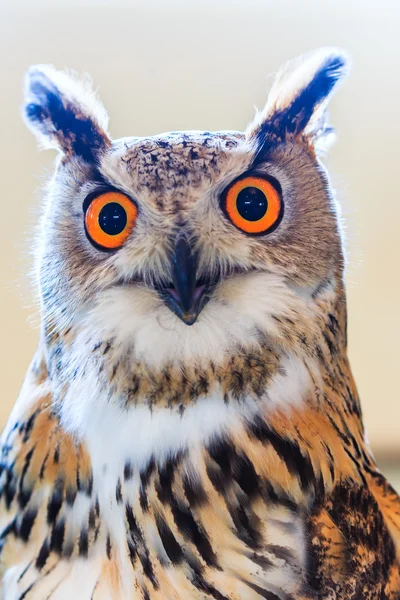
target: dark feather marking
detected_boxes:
[139,457,155,512]
[116,478,122,504]
[18,447,35,509]
[76,466,81,491]
[182,471,207,508]
[322,331,335,356]
[17,560,33,583]
[17,583,35,600]
[155,513,184,564]
[208,437,261,498]
[85,472,94,497]
[342,446,367,486]
[106,534,112,559]
[191,569,230,600]
[207,437,264,548]
[0,518,17,539]
[88,506,96,529]
[205,460,263,548]
[79,529,89,557]
[246,552,274,570]
[103,342,112,355]
[312,279,330,299]
[53,444,60,464]
[267,544,296,563]
[39,450,50,480]
[234,452,261,499]
[124,461,133,481]
[50,519,65,554]
[263,479,297,512]
[322,442,335,482]
[126,504,158,588]
[205,461,226,495]
[47,479,64,524]
[247,417,315,491]
[244,581,290,600]
[4,467,17,508]
[142,586,151,600]
[231,503,263,549]
[19,508,38,542]
[36,539,50,570]
[155,452,185,504]
[155,453,217,566]
[208,438,234,476]
[170,498,218,567]
[22,410,39,443]
[127,539,137,565]
[65,485,77,506]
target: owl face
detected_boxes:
[25,50,347,367]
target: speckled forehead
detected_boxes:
[107,131,249,198]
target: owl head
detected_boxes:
[24,49,348,370]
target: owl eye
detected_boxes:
[222,175,283,235]
[84,191,138,250]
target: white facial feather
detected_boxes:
[78,272,316,366]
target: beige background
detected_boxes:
[0,0,399,462]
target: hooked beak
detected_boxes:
[158,236,211,325]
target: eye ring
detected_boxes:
[84,190,138,251]
[222,174,283,235]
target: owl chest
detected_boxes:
[3,489,306,600]
[43,361,315,598]
[79,453,309,600]
[35,485,302,600]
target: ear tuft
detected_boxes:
[247,48,350,151]
[23,65,110,161]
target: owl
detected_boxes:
[0,47,399,600]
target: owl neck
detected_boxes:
[27,291,372,529]
[42,305,350,415]
[36,277,368,484]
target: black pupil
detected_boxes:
[98,202,127,236]
[236,187,268,221]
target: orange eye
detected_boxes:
[222,175,283,235]
[84,191,138,250]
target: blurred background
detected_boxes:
[0,0,399,483]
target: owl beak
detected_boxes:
[159,235,210,325]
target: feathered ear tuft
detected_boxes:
[247,48,350,153]
[23,65,110,161]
